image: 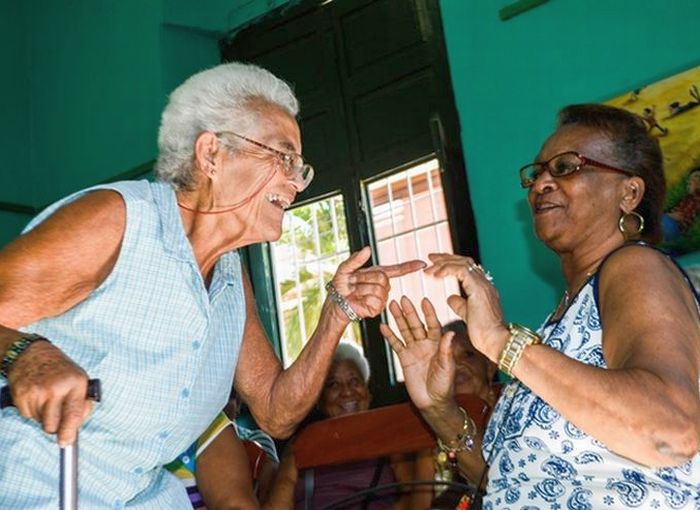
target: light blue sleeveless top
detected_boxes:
[482,245,700,510]
[0,180,246,509]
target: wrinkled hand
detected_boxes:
[424,253,508,362]
[330,246,426,321]
[380,297,456,412]
[7,341,92,446]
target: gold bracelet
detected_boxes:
[436,406,476,455]
[498,323,542,377]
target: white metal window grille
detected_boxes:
[270,193,362,366]
[367,158,460,379]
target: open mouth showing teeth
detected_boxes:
[339,401,359,413]
[266,193,290,210]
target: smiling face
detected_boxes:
[318,359,371,418]
[527,125,630,253]
[214,102,304,242]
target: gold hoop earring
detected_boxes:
[618,210,644,236]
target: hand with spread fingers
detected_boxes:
[379,296,455,413]
[424,253,508,363]
[327,246,426,322]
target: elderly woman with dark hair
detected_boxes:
[0,62,423,508]
[383,104,700,509]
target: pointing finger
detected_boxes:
[378,259,426,279]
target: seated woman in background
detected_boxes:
[267,341,418,509]
[442,319,499,412]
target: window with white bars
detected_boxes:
[366,158,460,379]
[270,194,362,367]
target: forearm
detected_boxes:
[262,450,297,510]
[254,298,349,437]
[514,344,700,466]
[196,427,259,510]
[420,402,488,485]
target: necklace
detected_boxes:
[558,269,597,314]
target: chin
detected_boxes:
[260,222,284,242]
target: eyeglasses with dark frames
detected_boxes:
[216,131,314,190]
[519,151,635,188]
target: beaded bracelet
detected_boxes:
[325,281,361,322]
[1,333,50,379]
[436,406,476,461]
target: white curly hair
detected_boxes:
[332,341,371,383]
[155,62,299,191]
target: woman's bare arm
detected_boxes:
[0,190,125,445]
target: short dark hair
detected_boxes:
[442,320,467,335]
[557,104,665,243]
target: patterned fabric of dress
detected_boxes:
[481,249,700,509]
[165,413,234,509]
[0,181,245,510]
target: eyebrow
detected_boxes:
[266,135,298,154]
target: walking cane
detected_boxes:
[1,378,102,510]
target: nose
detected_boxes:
[529,167,557,195]
[288,174,305,193]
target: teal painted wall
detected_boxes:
[0,0,278,247]
[2,0,699,328]
[25,0,163,206]
[439,0,700,326]
[0,2,34,239]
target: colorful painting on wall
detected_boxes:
[606,66,700,255]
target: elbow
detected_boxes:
[650,414,700,467]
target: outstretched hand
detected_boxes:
[329,247,426,321]
[380,297,456,412]
[424,253,508,363]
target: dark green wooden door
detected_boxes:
[221,0,478,405]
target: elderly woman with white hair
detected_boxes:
[0,62,423,508]
[266,341,427,510]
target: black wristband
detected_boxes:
[1,333,50,379]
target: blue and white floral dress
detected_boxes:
[481,247,700,510]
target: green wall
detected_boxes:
[440,0,700,326]
[0,0,280,247]
[0,2,34,239]
[2,0,699,328]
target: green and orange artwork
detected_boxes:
[607,66,700,255]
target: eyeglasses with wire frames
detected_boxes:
[216,131,314,190]
[519,151,635,188]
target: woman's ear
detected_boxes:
[620,176,645,213]
[193,131,220,179]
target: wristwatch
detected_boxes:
[498,323,541,377]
